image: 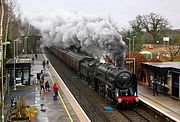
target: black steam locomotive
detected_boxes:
[48,47,139,107]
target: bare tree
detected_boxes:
[167,46,180,61]
[5,0,17,41]
[21,17,41,37]
[129,15,143,35]
[3,0,20,58]
[21,17,30,36]
[142,13,169,42]
[0,0,5,43]
[129,13,170,43]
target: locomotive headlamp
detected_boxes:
[135,98,140,102]
[118,98,122,103]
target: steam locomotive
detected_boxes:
[48,47,139,108]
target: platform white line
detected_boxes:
[139,95,180,122]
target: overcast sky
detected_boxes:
[18,0,180,29]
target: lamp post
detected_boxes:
[126,38,131,57]
[156,41,160,59]
[126,38,131,72]
[132,36,136,51]
[1,41,11,122]
[24,36,28,54]
[13,38,20,90]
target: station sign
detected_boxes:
[125,60,134,64]
[124,58,136,74]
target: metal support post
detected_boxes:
[1,42,10,122]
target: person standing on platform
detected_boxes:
[40,78,45,94]
[37,73,40,84]
[46,60,49,68]
[45,81,50,92]
[42,60,46,71]
[53,82,58,100]
[40,70,43,75]
[35,53,38,60]
[152,78,158,96]
[32,56,35,65]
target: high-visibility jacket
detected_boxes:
[53,82,58,92]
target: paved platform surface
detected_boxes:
[10,54,90,122]
[138,84,180,121]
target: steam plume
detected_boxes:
[32,11,127,67]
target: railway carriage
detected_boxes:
[59,49,68,63]
[49,47,68,63]
[66,51,83,72]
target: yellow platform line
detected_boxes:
[47,67,73,122]
[41,53,73,122]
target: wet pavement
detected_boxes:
[9,54,80,122]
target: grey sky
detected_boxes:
[18,0,180,29]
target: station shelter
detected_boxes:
[141,62,180,99]
[6,58,31,86]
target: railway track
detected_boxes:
[121,109,153,122]
[45,49,161,122]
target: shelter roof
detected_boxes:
[142,62,180,70]
[6,58,31,68]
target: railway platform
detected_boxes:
[138,84,180,121]
[9,54,90,122]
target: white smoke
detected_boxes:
[31,11,127,67]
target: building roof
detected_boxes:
[140,51,152,54]
[142,62,180,70]
[6,58,31,68]
[6,58,31,64]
